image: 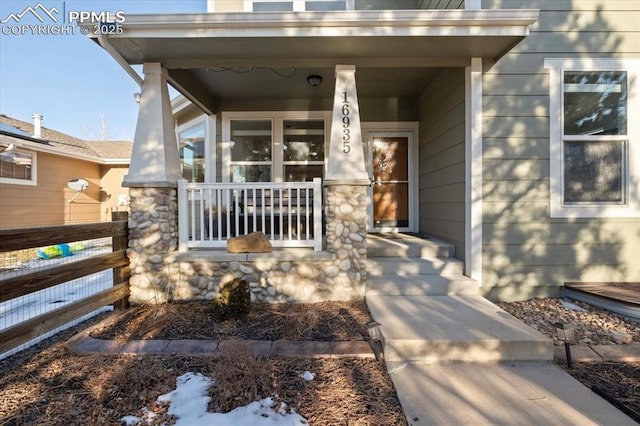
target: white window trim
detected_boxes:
[221,111,331,183]
[244,0,354,12]
[0,148,37,186]
[545,57,640,218]
[176,114,216,183]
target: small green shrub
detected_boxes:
[213,278,251,321]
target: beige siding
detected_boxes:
[481,0,640,300]
[0,152,101,228]
[100,165,129,221]
[417,68,466,258]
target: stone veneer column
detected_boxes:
[124,63,183,304]
[324,185,368,298]
[324,65,370,299]
[127,187,178,303]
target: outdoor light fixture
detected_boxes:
[366,321,385,363]
[554,322,576,368]
[133,92,141,103]
[307,75,323,87]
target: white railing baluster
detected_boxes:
[252,188,257,233]
[278,188,283,241]
[287,188,292,240]
[313,178,322,251]
[296,188,300,239]
[178,180,323,250]
[261,189,266,234]
[305,187,310,241]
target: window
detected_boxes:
[545,58,640,217]
[283,119,325,182]
[222,112,329,183]
[245,0,352,11]
[0,145,36,186]
[230,120,272,182]
[176,115,215,183]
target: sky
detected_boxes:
[0,0,207,141]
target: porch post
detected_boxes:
[465,57,483,284]
[324,65,370,299]
[124,62,182,304]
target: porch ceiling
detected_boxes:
[96,9,539,112]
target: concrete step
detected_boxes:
[366,295,552,363]
[366,275,480,296]
[367,233,454,259]
[365,257,464,277]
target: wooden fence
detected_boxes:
[0,216,129,354]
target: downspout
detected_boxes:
[96,32,143,88]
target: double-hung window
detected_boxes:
[244,0,352,12]
[177,116,215,183]
[545,58,640,217]
[0,145,36,186]
[222,112,329,183]
[229,119,273,183]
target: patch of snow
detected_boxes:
[299,371,315,381]
[120,415,141,425]
[561,299,587,312]
[126,372,308,426]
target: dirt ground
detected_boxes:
[0,302,407,426]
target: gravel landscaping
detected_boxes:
[499,297,640,421]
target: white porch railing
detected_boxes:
[178,178,323,251]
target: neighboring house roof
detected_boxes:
[85,141,133,162]
[0,114,131,164]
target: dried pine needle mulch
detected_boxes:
[564,362,640,420]
[1,305,407,426]
[89,301,373,342]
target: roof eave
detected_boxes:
[96,8,539,44]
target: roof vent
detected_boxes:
[32,113,43,139]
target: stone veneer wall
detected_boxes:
[324,184,368,290]
[127,187,179,304]
[126,184,368,304]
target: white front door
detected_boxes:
[365,131,416,233]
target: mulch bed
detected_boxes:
[0,302,407,426]
[89,300,373,342]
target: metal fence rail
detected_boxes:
[178,178,323,251]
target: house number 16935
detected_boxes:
[341,91,351,154]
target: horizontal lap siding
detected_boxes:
[0,153,101,228]
[418,68,466,258]
[481,0,640,300]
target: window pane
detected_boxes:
[253,1,293,11]
[564,141,624,203]
[283,119,324,161]
[179,123,205,183]
[285,165,324,182]
[231,120,272,162]
[0,151,32,180]
[564,71,627,136]
[306,1,346,11]
[232,165,271,182]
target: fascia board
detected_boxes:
[102,9,539,39]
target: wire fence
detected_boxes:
[0,219,128,360]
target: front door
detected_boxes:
[366,132,414,232]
